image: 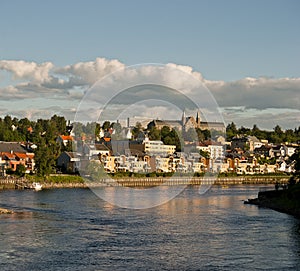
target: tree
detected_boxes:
[15,164,26,177]
[184,128,198,142]
[102,121,111,130]
[148,127,160,140]
[95,123,101,139]
[34,137,60,177]
[291,148,300,177]
[85,122,97,137]
[238,126,251,135]
[161,126,171,138]
[50,115,67,135]
[166,128,182,152]
[4,115,12,128]
[251,124,259,135]
[226,122,237,140]
[111,122,122,134]
[274,125,283,135]
[132,122,142,139]
[73,122,83,137]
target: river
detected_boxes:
[0,185,299,270]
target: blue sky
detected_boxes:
[0,0,299,129]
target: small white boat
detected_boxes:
[31,182,42,191]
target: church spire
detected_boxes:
[182,110,186,125]
[196,110,201,127]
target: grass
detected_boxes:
[25,174,84,184]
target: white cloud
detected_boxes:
[206,77,300,110]
[0,60,53,83]
[0,57,299,129]
[56,57,125,86]
[221,107,300,130]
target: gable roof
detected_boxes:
[60,135,73,141]
[15,153,28,159]
[2,152,16,160]
[0,142,27,153]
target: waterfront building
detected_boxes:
[57,151,80,173]
[143,139,176,157]
[0,142,35,174]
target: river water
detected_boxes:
[0,185,299,271]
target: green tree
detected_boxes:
[161,126,171,138]
[111,122,122,138]
[226,122,237,140]
[291,148,300,176]
[238,126,251,135]
[185,128,198,142]
[34,141,59,176]
[95,123,101,139]
[15,164,26,177]
[132,122,142,139]
[271,125,284,144]
[148,126,161,140]
[102,121,111,130]
[164,128,182,152]
[50,115,67,135]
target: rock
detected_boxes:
[0,208,14,214]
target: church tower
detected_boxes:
[181,110,186,131]
[182,110,186,125]
[196,110,201,128]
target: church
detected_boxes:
[147,110,225,133]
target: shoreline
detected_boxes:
[245,188,300,219]
[0,175,289,190]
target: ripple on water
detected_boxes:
[0,186,299,271]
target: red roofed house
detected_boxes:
[56,135,74,147]
[0,142,35,174]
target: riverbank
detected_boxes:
[0,175,290,190]
[245,183,300,218]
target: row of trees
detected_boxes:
[226,122,300,143]
[0,115,69,176]
[1,114,299,176]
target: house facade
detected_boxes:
[57,151,80,173]
[0,142,35,174]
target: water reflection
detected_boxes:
[0,186,299,271]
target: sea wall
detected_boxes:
[0,175,289,189]
[102,176,289,187]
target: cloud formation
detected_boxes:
[0,57,299,129]
[56,57,125,86]
[206,77,300,110]
[0,60,53,83]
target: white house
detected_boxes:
[143,139,176,157]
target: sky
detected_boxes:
[0,0,299,130]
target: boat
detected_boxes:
[31,182,43,191]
